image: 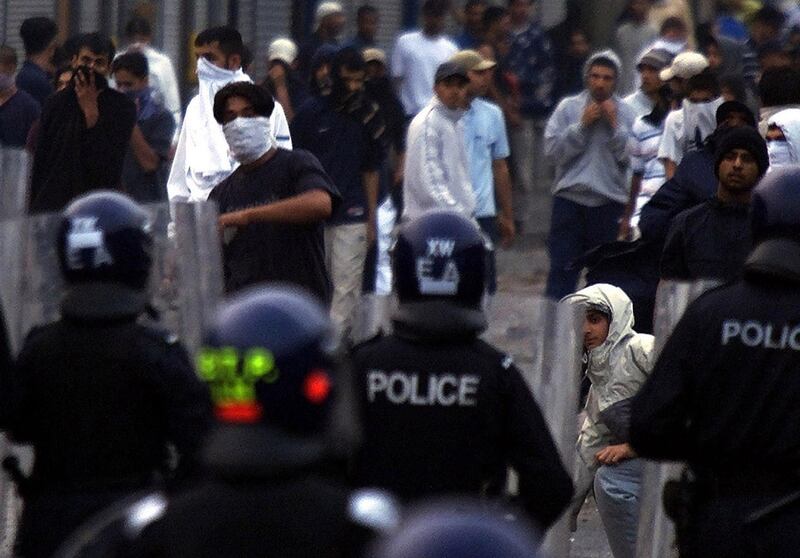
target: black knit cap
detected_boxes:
[714,126,769,178]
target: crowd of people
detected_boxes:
[3,0,800,556]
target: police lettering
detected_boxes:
[367,370,479,406]
[721,320,800,350]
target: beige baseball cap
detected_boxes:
[659,51,709,81]
[268,38,298,65]
[362,47,387,66]
[450,49,497,73]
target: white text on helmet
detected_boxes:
[67,217,114,269]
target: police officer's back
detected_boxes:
[128,286,393,557]
[5,191,212,557]
[631,167,800,557]
[351,210,573,531]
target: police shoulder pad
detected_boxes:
[138,322,181,346]
[350,331,386,353]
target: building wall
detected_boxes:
[1,0,57,58]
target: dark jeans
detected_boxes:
[477,217,498,295]
[545,196,624,300]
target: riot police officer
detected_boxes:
[350,210,574,531]
[115,285,396,557]
[630,166,800,557]
[4,191,212,557]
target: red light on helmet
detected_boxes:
[303,369,331,404]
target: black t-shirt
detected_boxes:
[209,148,340,302]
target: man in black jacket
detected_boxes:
[631,166,800,557]
[6,191,211,557]
[28,32,136,213]
[351,210,573,531]
[660,126,768,280]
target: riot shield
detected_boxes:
[0,200,223,552]
[635,279,720,558]
[0,147,30,220]
[485,294,582,558]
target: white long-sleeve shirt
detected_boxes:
[402,96,475,221]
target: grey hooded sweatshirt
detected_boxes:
[544,50,636,207]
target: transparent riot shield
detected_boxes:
[485,294,582,558]
[0,147,30,220]
[635,279,720,558]
[0,200,223,552]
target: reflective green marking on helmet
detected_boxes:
[197,346,279,406]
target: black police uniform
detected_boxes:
[351,301,574,531]
[6,283,212,558]
[631,239,800,557]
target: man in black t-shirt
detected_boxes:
[210,82,340,302]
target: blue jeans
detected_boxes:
[594,458,644,558]
[545,196,624,299]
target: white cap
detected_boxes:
[659,51,709,81]
[315,2,344,27]
[362,47,387,66]
[268,38,298,65]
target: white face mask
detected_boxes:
[222,116,274,164]
[196,56,238,83]
[767,140,793,168]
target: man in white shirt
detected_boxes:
[119,17,182,137]
[167,26,292,202]
[391,0,457,118]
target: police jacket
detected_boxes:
[5,283,212,491]
[660,197,752,281]
[631,237,800,480]
[129,424,388,558]
[350,300,574,530]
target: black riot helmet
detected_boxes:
[198,285,340,435]
[750,166,800,244]
[393,210,487,308]
[57,191,153,290]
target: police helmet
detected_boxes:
[198,285,338,435]
[393,210,487,308]
[57,191,153,290]
[751,165,800,243]
[373,499,541,558]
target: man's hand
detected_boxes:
[581,102,603,127]
[75,69,100,128]
[595,443,636,465]
[601,99,617,129]
[497,214,516,248]
[617,215,633,241]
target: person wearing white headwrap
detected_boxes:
[766,108,800,171]
[167,27,292,203]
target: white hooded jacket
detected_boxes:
[562,284,655,468]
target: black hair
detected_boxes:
[759,67,800,106]
[0,45,17,66]
[466,0,488,7]
[213,81,275,124]
[422,0,450,17]
[482,6,508,29]
[357,5,378,18]
[752,6,786,29]
[588,56,618,77]
[686,69,719,96]
[719,74,746,103]
[241,43,253,69]
[660,16,687,35]
[19,17,58,56]
[73,32,116,61]
[124,16,152,39]
[332,46,366,74]
[195,26,243,58]
[111,51,149,78]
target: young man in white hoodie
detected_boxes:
[167,27,292,202]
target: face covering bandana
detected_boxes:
[0,72,14,91]
[196,56,239,82]
[767,140,793,169]
[222,116,274,164]
[683,98,721,152]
